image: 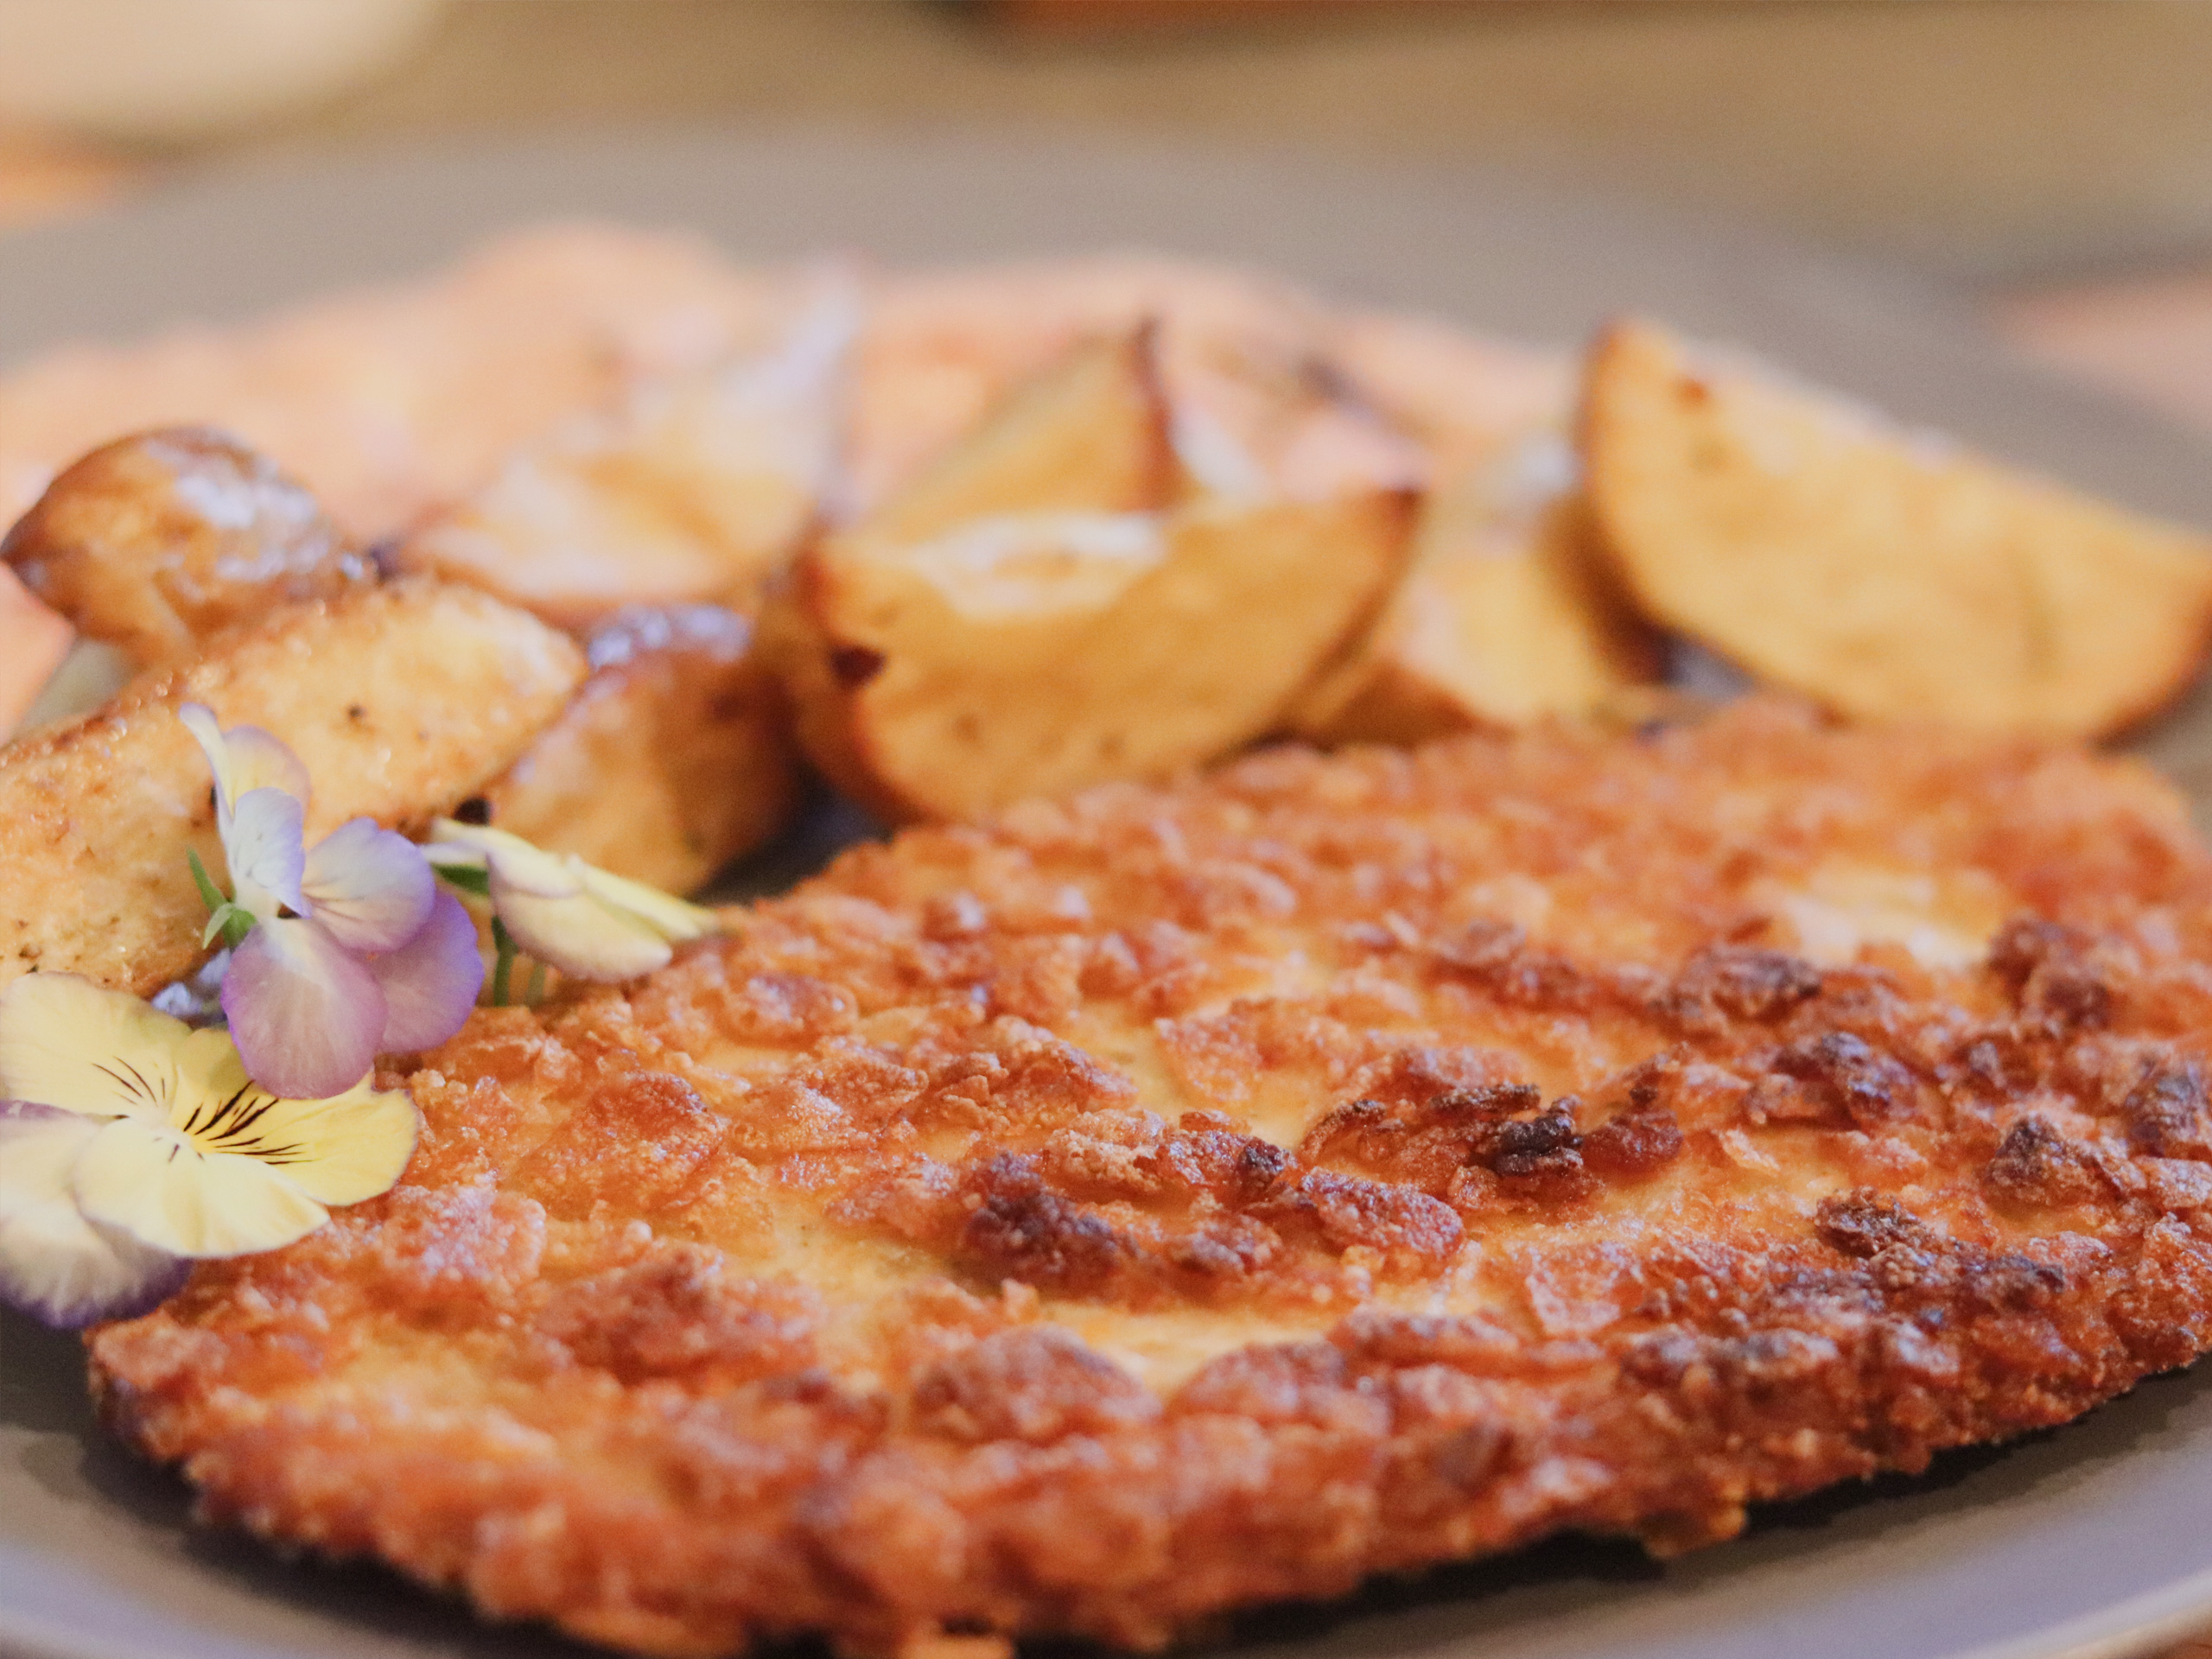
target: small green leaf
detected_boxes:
[186,847,228,915]
[200,902,256,950]
[436,863,492,898]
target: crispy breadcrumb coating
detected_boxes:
[89,702,2212,1656]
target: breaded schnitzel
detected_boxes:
[87,702,2212,1657]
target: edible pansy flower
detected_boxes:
[0,974,417,1328]
[0,1103,188,1329]
[428,819,719,988]
[181,705,483,1098]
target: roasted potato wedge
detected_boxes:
[402,292,852,628]
[1287,431,1659,743]
[1324,310,1572,480]
[483,605,798,893]
[3,427,371,668]
[0,223,790,542]
[765,491,1415,822]
[0,427,349,735]
[847,255,1438,517]
[861,327,1173,543]
[11,422,803,883]
[1583,318,2212,737]
[0,579,584,997]
[1162,330,1425,506]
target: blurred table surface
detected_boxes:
[12,0,2212,278]
[6,2,2212,1655]
[10,0,2212,423]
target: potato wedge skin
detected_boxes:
[864,327,1173,544]
[0,579,584,997]
[0,570,75,735]
[1288,457,1659,745]
[754,559,907,821]
[757,325,1183,823]
[1582,318,2212,739]
[404,450,815,631]
[3,427,370,667]
[8,425,798,891]
[766,491,1416,823]
[484,605,798,893]
[400,372,830,630]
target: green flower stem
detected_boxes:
[524,959,548,1007]
[186,847,226,912]
[489,918,518,1007]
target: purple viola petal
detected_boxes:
[68,1250,189,1327]
[220,724,313,811]
[221,918,386,1100]
[372,891,485,1053]
[301,817,435,953]
[224,786,308,918]
[0,1231,192,1331]
[0,1101,188,1330]
[180,704,310,821]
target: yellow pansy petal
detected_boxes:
[577,864,718,941]
[488,845,586,901]
[429,819,528,858]
[73,1119,328,1258]
[493,879,674,982]
[173,1025,255,1105]
[0,975,186,1122]
[435,814,719,982]
[218,1082,419,1208]
[423,840,487,874]
[168,1030,417,1206]
[431,820,576,896]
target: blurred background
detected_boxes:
[3,0,2212,430]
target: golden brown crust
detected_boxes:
[87,701,2212,1656]
[0,579,584,996]
[2,427,372,668]
[483,605,799,892]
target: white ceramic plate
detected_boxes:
[6,129,2212,1659]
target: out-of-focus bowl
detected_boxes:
[0,0,447,143]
